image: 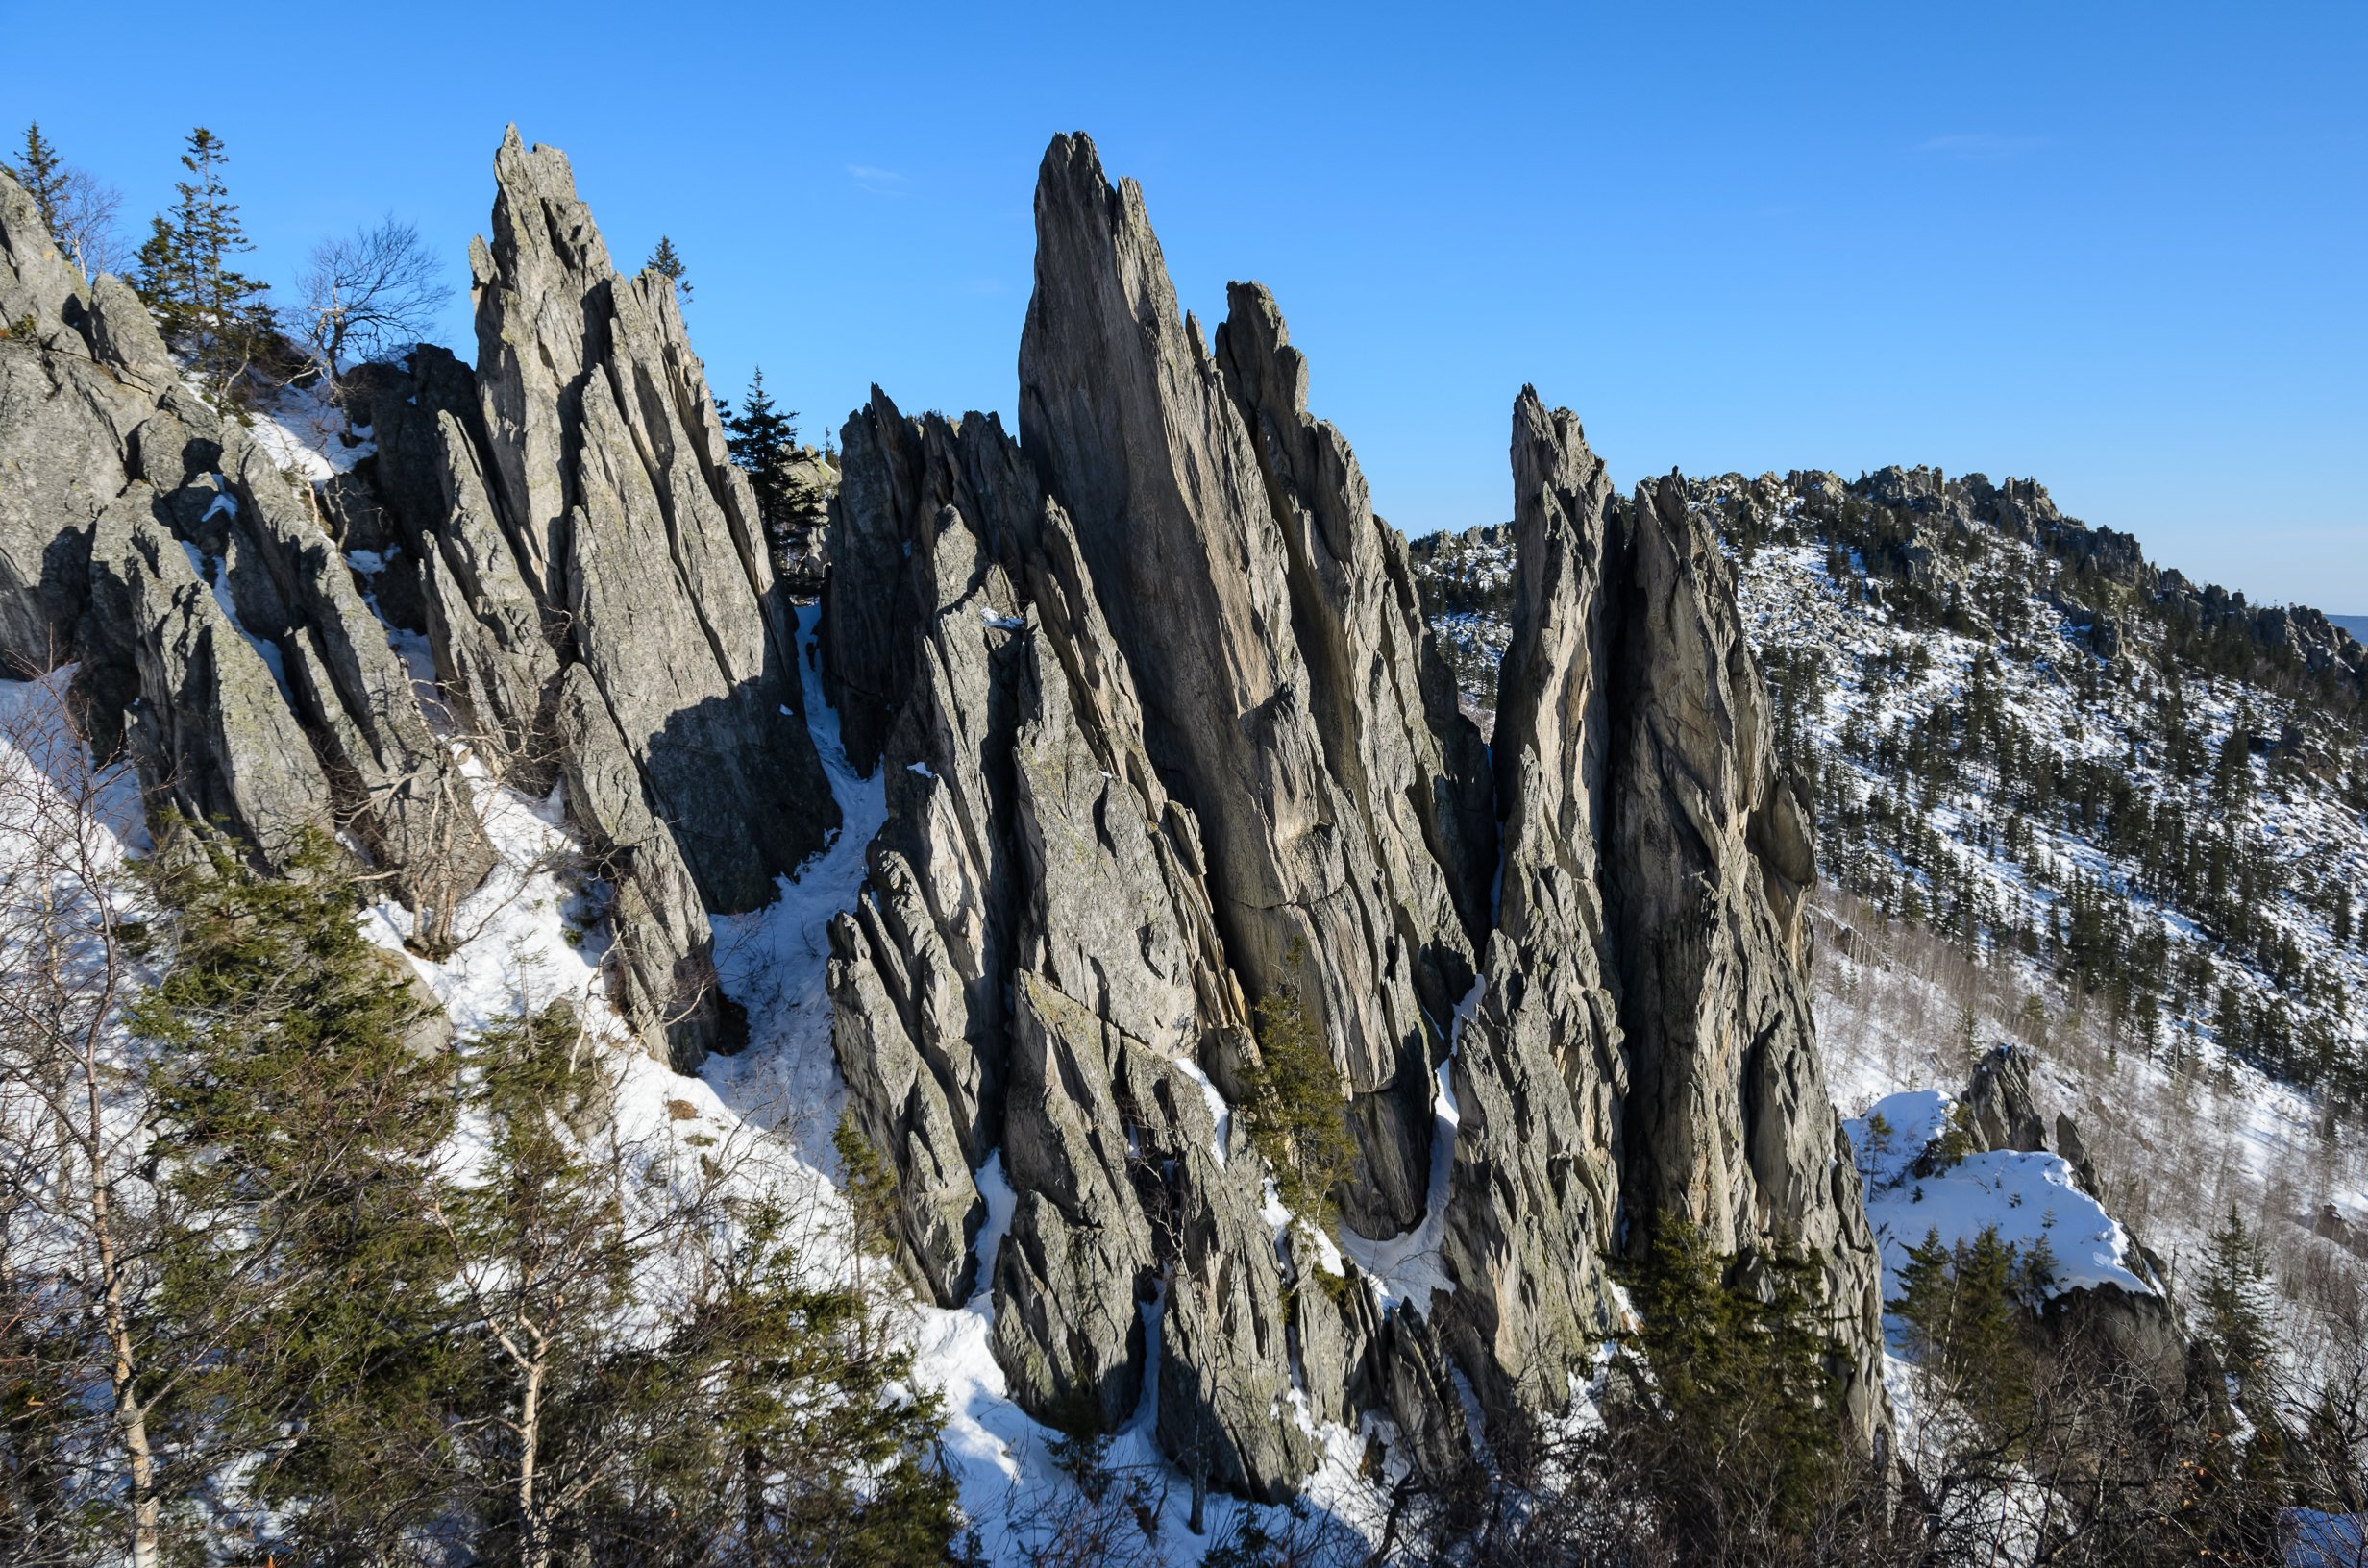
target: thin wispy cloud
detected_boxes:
[1916,133,2051,162]
[846,164,908,194]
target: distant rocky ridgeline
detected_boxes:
[1414,466,2367,726]
[0,130,1885,1495]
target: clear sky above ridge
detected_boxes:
[9,0,2362,608]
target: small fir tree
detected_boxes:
[1244,944,1356,1223]
[9,123,66,240]
[134,127,274,403]
[135,830,464,1562]
[1617,1219,1855,1551]
[2198,1203,2276,1390]
[643,234,691,304]
[724,367,802,536]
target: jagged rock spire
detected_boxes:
[467,126,835,915]
[821,132,1891,1491]
[1019,132,1492,1239]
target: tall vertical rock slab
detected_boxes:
[1018,134,1491,1238]
[1607,472,1887,1436]
[468,126,835,915]
[1436,393,1629,1423]
[818,136,1889,1496]
[820,398,1316,1497]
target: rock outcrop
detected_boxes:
[352,128,842,1067]
[822,132,1889,1491]
[1017,135,1491,1239]
[2,165,496,919]
[3,131,839,1070]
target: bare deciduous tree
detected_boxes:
[51,170,122,281]
[294,216,450,390]
[0,673,163,1568]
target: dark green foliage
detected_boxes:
[18,832,965,1566]
[133,829,464,1559]
[723,367,802,539]
[1613,1219,1862,1553]
[575,1197,959,1566]
[644,234,691,304]
[833,1105,900,1257]
[1925,1101,1981,1170]
[1892,1224,2033,1436]
[133,127,274,403]
[1244,952,1356,1223]
[2197,1204,2275,1391]
[8,124,65,241]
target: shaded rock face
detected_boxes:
[819,391,1315,1498]
[823,132,1888,1494]
[467,128,836,916]
[1604,468,1886,1433]
[351,128,842,1069]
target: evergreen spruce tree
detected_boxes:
[134,831,465,1561]
[8,123,66,242]
[2198,1203,2276,1391]
[134,128,273,404]
[9,122,120,279]
[725,367,802,535]
[1616,1220,1855,1552]
[1245,948,1357,1223]
[643,234,691,305]
[1894,1226,1958,1363]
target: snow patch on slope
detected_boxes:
[1846,1090,2152,1302]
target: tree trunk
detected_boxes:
[517,1357,549,1568]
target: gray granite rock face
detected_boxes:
[818,394,1319,1496]
[1606,470,1888,1438]
[5,135,849,1070]
[1017,134,1502,1240]
[341,129,851,1066]
[1434,392,1627,1427]
[12,121,1903,1503]
[467,127,835,917]
[1,166,494,909]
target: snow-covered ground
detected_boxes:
[1845,1085,2153,1303]
[250,377,377,481]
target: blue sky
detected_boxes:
[9,1,2362,608]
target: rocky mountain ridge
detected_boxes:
[1,128,1887,1501]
